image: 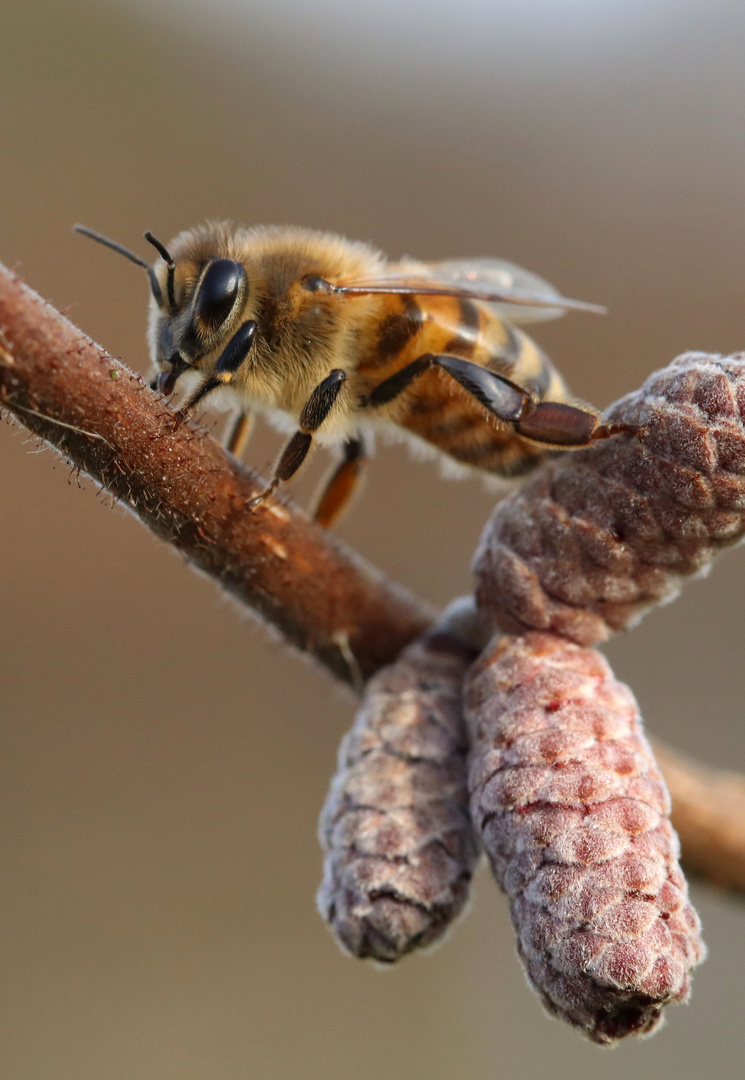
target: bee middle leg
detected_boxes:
[226,410,253,458]
[312,435,369,529]
[247,369,348,513]
[366,353,636,448]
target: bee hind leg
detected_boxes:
[247,369,348,514]
[515,402,638,446]
[313,435,369,529]
[366,353,638,448]
[366,353,528,422]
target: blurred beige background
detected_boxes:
[2,2,745,1077]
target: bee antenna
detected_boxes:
[74,224,150,269]
[144,230,176,312]
[74,223,166,310]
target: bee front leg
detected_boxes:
[173,320,258,423]
[247,369,348,513]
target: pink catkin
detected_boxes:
[318,608,483,961]
[474,353,745,644]
[465,632,705,1044]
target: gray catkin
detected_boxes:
[474,353,745,644]
[317,601,484,961]
[466,632,705,1044]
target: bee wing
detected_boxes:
[402,258,570,324]
[337,258,604,323]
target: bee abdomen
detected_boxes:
[485,327,561,402]
[403,386,550,476]
[361,292,571,480]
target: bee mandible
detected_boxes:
[75,222,633,527]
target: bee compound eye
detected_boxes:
[194,259,247,333]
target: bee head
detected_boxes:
[74,223,251,395]
[144,227,253,395]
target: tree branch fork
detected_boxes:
[1,261,744,895]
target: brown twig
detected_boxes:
[0,260,743,895]
[652,741,745,895]
[0,263,433,682]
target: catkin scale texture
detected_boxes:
[474,353,745,644]
[466,632,704,1044]
[318,624,481,961]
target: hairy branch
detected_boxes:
[0,260,743,895]
[0,263,433,683]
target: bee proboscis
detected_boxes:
[75,222,633,527]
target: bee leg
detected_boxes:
[366,353,528,421]
[247,369,348,513]
[174,320,258,423]
[226,410,253,458]
[313,435,369,529]
[367,353,637,447]
[150,352,189,396]
[514,403,638,446]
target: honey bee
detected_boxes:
[75,222,632,527]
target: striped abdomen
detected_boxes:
[357,293,571,477]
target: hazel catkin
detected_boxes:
[474,353,745,644]
[465,631,704,1044]
[317,601,484,962]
